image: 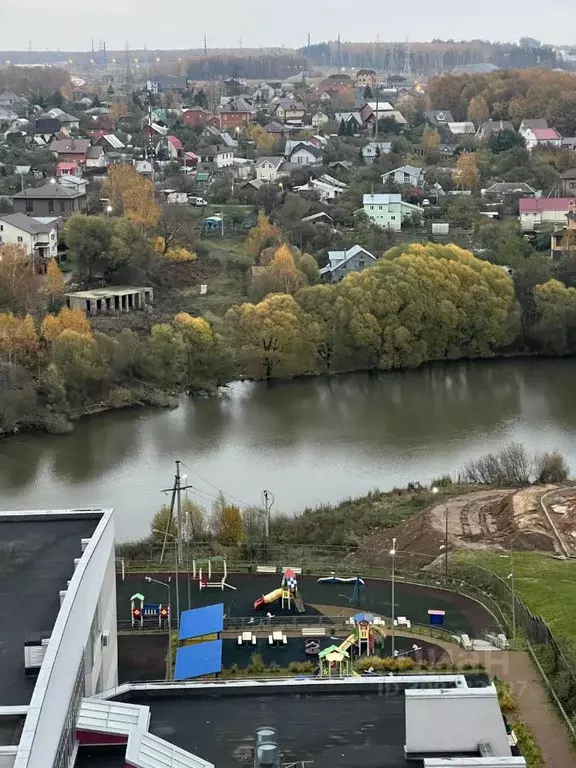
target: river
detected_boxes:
[1,358,575,541]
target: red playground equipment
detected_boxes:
[253,568,305,613]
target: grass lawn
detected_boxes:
[453,550,576,643]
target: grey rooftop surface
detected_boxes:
[125,690,467,768]
[0,515,98,705]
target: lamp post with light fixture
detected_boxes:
[390,537,397,658]
[152,529,180,626]
[145,575,173,678]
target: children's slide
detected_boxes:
[338,633,357,653]
[253,588,283,611]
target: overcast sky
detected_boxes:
[1,0,575,51]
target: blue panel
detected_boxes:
[178,603,224,640]
[174,640,223,680]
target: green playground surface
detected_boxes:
[118,572,496,636]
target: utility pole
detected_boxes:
[444,505,449,584]
[204,34,208,56]
[263,490,275,539]
[160,460,194,566]
[307,32,311,48]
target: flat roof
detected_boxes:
[179,604,224,640]
[65,287,152,300]
[132,690,412,767]
[0,515,98,705]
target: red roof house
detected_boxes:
[519,197,576,230]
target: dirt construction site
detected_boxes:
[356,484,576,565]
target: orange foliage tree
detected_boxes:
[0,312,39,364]
[103,164,160,229]
[41,307,92,343]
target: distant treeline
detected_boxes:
[185,53,307,81]
[300,40,559,73]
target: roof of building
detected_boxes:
[447,121,476,134]
[363,193,402,205]
[479,120,515,134]
[484,182,537,195]
[531,127,562,140]
[272,98,305,110]
[86,145,104,159]
[0,515,98,704]
[520,119,549,130]
[424,109,454,124]
[0,212,56,234]
[561,168,576,179]
[520,197,576,213]
[167,135,183,150]
[255,156,284,168]
[50,138,91,154]
[383,164,424,177]
[99,133,125,149]
[363,141,392,153]
[12,182,86,199]
[33,117,61,134]
[321,244,377,275]
[302,211,335,223]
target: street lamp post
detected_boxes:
[145,575,173,679]
[390,537,397,658]
[431,486,448,584]
[152,529,180,627]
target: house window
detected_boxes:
[25,199,33,213]
[48,200,54,214]
[60,202,66,214]
[0,224,2,230]
[17,236,23,242]
[391,216,395,220]
[359,259,365,268]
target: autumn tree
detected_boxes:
[225,294,314,379]
[0,312,38,365]
[150,505,178,541]
[467,96,489,126]
[452,152,480,189]
[0,244,39,313]
[421,126,440,151]
[251,244,307,300]
[181,499,206,542]
[155,205,200,255]
[212,492,243,545]
[41,306,91,343]
[50,330,108,404]
[102,164,160,228]
[172,312,231,390]
[244,211,282,262]
[44,258,65,309]
[533,279,576,354]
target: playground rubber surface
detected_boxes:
[117,572,495,636]
[0,517,98,705]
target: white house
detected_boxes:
[363,193,422,231]
[382,165,425,187]
[447,122,476,136]
[522,126,562,151]
[255,156,287,182]
[319,244,377,283]
[0,212,59,265]
[519,197,576,231]
[362,141,392,163]
[286,141,323,166]
[295,174,347,201]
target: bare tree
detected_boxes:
[535,452,570,484]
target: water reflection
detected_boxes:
[1,359,575,540]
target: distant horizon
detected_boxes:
[0,38,574,55]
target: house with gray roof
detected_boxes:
[0,212,59,265]
[424,110,454,126]
[382,165,425,187]
[319,245,377,283]
[11,182,86,219]
[477,120,515,140]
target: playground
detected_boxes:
[117,566,495,636]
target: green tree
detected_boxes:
[172,313,231,390]
[144,323,186,386]
[150,504,178,541]
[488,130,525,154]
[181,498,206,542]
[533,279,576,354]
[51,330,109,405]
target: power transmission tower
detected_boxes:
[403,37,412,75]
[307,32,311,48]
[204,34,208,56]
[123,39,134,98]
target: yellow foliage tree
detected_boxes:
[244,211,282,261]
[421,126,440,150]
[0,312,38,364]
[467,96,489,126]
[264,244,307,295]
[452,153,480,190]
[44,258,65,306]
[212,493,244,545]
[41,306,92,342]
[164,247,197,262]
[103,164,159,229]
[256,131,276,152]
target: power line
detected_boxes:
[179,460,252,508]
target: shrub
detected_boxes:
[462,442,531,486]
[496,679,517,714]
[512,721,545,768]
[288,661,315,674]
[430,475,453,488]
[164,246,197,262]
[534,451,570,484]
[354,656,416,673]
[247,653,265,674]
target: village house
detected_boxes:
[551,204,576,258]
[85,145,107,169]
[301,212,334,225]
[295,174,347,202]
[0,212,59,268]
[49,138,91,165]
[519,197,576,231]
[311,111,330,128]
[198,146,234,168]
[11,181,87,219]
[156,135,183,161]
[523,126,562,150]
[362,141,392,163]
[355,69,377,88]
[424,110,454,127]
[382,165,425,188]
[446,122,476,137]
[217,98,253,130]
[476,120,515,139]
[255,157,288,182]
[33,117,62,143]
[560,168,576,197]
[181,107,212,127]
[363,193,422,231]
[91,133,125,152]
[519,119,549,141]
[482,182,537,199]
[334,111,364,132]
[270,99,306,124]
[284,140,323,166]
[320,245,377,283]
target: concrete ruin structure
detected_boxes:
[65,286,153,315]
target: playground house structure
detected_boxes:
[253,568,305,613]
[192,556,236,591]
[130,593,170,629]
[339,613,386,658]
